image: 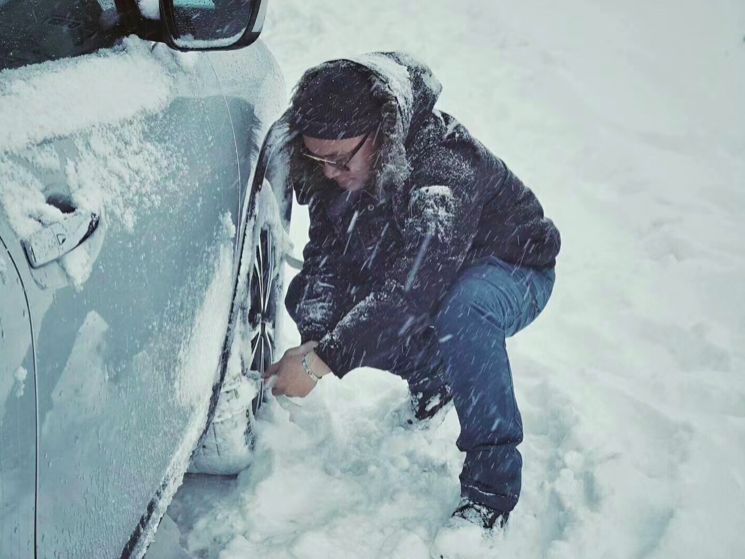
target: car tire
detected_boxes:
[187,181,286,475]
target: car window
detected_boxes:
[0,0,120,71]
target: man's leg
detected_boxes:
[433,256,556,513]
[388,326,453,420]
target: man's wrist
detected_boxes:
[301,353,322,382]
[305,350,333,378]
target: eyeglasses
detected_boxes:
[301,127,376,172]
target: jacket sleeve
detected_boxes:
[314,147,491,377]
[284,194,355,344]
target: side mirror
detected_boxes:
[160,0,267,51]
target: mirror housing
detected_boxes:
[160,0,267,51]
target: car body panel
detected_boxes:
[0,230,37,558]
[32,97,239,559]
[0,37,284,558]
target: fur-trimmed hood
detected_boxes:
[268,52,443,206]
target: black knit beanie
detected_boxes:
[290,60,382,140]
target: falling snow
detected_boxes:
[160,0,745,557]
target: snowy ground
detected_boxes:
[168,1,745,557]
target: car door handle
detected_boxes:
[22,210,100,268]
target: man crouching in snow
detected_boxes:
[264,51,560,530]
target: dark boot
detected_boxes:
[452,497,509,529]
[409,381,453,422]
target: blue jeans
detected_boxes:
[391,256,556,512]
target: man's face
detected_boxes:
[302,132,379,192]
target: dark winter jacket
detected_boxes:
[276,52,561,377]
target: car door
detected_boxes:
[0,41,280,558]
[0,228,37,559]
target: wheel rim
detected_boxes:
[245,227,279,413]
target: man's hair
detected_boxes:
[289,60,382,140]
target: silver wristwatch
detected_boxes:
[302,353,323,382]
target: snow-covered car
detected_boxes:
[0,1,290,557]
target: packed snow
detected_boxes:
[12,366,27,399]
[167,0,745,557]
[408,186,456,240]
[138,0,160,20]
[0,37,176,153]
[0,38,198,288]
[175,214,236,409]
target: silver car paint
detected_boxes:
[0,40,285,558]
[0,231,37,557]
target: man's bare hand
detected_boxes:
[263,341,320,398]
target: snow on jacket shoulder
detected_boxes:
[279,51,561,377]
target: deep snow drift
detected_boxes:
[167,1,745,557]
